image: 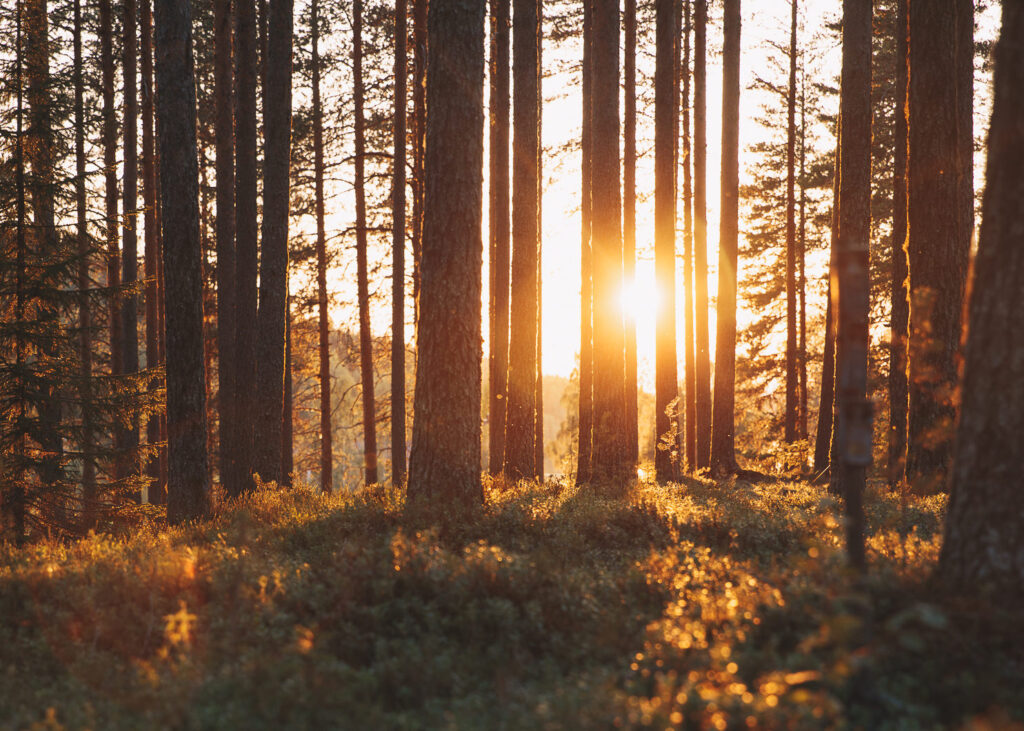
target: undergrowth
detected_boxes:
[1,475,1021,729]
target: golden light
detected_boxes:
[619,277,660,324]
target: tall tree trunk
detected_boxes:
[534,13,544,482]
[709,0,740,476]
[407,0,486,510]
[905,0,973,494]
[253,0,294,486]
[888,0,909,490]
[784,0,798,443]
[488,0,511,476]
[681,0,696,471]
[813,158,838,477]
[832,0,871,570]
[232,0,259,496]
[154,0,212,523]
[99,0,122,404]
[311,0,332,493]
[576,0,594,486]
[654,0,678,484]
[937,4,1024,593]
[412,0,427,323]
[391,0,408,487]
[281,296,293,485]
[623,0,639,466]
[798,72,808,441]
[73,0,97,519]
[590,0,629,487]
[352,0,379,485]
[140,0,165,504]
[692,0,711,469]
[504,0,541,481]
[122,0,140,485]
[214,0,236,495]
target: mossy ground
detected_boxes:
[1,475,1021,729]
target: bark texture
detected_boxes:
[784,0,798,443]
[682,0,696,470]
[391,0,408,486]
[576,0,593,485]
[692,0,711,469]
[624,0,639,465]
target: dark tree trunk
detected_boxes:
[311,0,332,493]
[905,0,973,494]
[535,13,544,482]
[391,0,408,487]
[784,0,798,443]
[576,0,594,486]
[154,0,212,523]
[214,0,236,495]
[122,0,140,484]
[709,0,740,476]
[231,0,259,496]
[937,4,1024,593]
[282,297,293,485]
[692,0,711,469]
[352,0,379,485]
[813,159,838,477]
[832,0,871,570]
[412,0,427,322]
[798,72,808,440]
[488,0,511,475]
[682,0,696,471]
[504,0,541,481]
[253,0,294,486]
[407,0,485,510]
[624,0,639,466]
[99,0,122,398]
[654,0,678,483]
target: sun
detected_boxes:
[619,275,660,325]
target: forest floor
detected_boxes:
[2,475,1023,730]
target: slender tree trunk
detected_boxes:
[534,13,544,481]
[253,0,294,486]
[577,0,594,485]
[623,0,639,466]
[905,0,973,494]
[311,0,332,493]
[813,158,838,477]
[213,0,236,495]
[832,0,871,570]
[10,0,27,543]
[709,0,740,476]
[488,0,511,475]
[654,0,678,483]
[798,72,808,441]
[121,0,140,485]
[590,0,629,487]
[937,3,1024,593]
[141,0,165,504]
[682,0,696,471]
[99,0,122,404]
[504,0,541,481]
[154,0,212,523]
[232,0,259,496]
[73,0,97,519]
[282,296,293,485]
[407,0,485,510]
[391,0,408,486]
[692,0,711,468]
[784,0,798,443]
[350,0,379,486]
[412,0,427,322]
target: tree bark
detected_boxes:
[576,0,594,486]
[709,0,740,476]
[534,10,544,481]
[784,0,798,443]
[798,70,808,440]
[154,0,212,523]
[391,0,408,487]
[624,0,639,466]
[253,0,294,486]
[654,0,678,483]
[692,0,711,469]
[905,0,973,493]
[99,0,122,402]
[682,0,696,471]
[412,0,427,323]
[407,0,485,510]
[122,0,141,484]
[488,0,511,475]
[937,3,1024,593]
[282,296,293,485]
[813,156,838,477]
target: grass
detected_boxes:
[1,475,1022,729]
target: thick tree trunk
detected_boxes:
[352,0,379,486]
[692,0,711,469]
[590,0,629,487]
[407,0,485,510]
[709,0,740,476]
[937,4,1024,593]
[624,0,639,466]
[832,0,871,570]
[253,0,294,486]
[654,0,678,484]
[784,0,798,443]
[231,0,259,496]
[391,0,408,487]
[311,0,332,493]
[576,0,594,486]
[682,0,696,471]
[504,0,541,481]
[488,0,511,475]
[154,0,212,523]
[905,0,973,494]
[214,0,236,495]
